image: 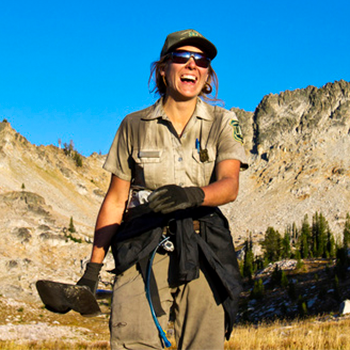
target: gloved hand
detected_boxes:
[77,262,103,294]
[148,185,205,214]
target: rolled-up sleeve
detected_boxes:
[103,118,133,181]
[215,110,249,170]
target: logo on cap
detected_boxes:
[189,31,199,37]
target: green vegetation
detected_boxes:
[250,279,265,300]
[68,216,76,233]
[253,211,342,266]
[65,216,83,243]
[66,233,83,243]
[63,139,84,167]
[239,211,350,318]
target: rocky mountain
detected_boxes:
[0,122,113,303]
[0,79,349,307]
[228,79,350,245]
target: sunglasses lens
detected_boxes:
[170,51,210,68]
[194,56,210,68]
[171,52,190,64]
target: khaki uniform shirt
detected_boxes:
[104,98,248,191]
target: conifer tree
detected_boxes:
[282,228,291,259]
[68,216,76,233]
[242,234,255,280]
[291,222,298,245]
[343,213,350,249]
[312,212,328,257]
[299,214,311,258]
[298,296,308,318]
[261,227,282,263]
[326,227,336,258]
[281,270,289,288]
[250,278,265,300]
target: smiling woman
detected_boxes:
[160,45,210,107]
[149,42,219,104]
[77,28,248,350]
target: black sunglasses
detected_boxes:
[168,50,211,68]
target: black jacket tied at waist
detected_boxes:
[111,205,242,340]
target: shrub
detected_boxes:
[68,217,76,233]
[250,278,265,300]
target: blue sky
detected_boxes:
[1,0,349,156]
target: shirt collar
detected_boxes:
[141,97,214,122]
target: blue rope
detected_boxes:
[145,236,172,348]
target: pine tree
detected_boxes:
[312,212,328,257]
[298,296,308,318]
[333,275,341,301]
[295,250,304,270]
[242,234,255,280]
[73,152,83,167]
[281,270,289,288]
[299,214,311,258]
[326,227,336,258]
[250,278,265,300]
[68,216,76,233]
[261,227,282,263]
[343,213,350,249]
[271,264,282,287]
[336,246,348,279]
[281,226,292,259]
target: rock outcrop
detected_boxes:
[225,80,350,243]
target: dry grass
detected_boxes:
[0,340,110,350]
[2,317,350,350]
[2,294,350,350]
[226,317,350,350]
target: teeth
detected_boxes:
[181,75,196,81]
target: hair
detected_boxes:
[148,54,220,103]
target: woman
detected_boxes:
[78,29,248,349]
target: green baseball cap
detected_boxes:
[160,29,217,60]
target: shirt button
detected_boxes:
[179,182,184,186]
[178,157,183,162]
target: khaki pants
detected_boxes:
[109,254,225,350]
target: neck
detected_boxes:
[163,94,198,117]
[162,95,198,136]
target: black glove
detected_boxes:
[148,185,205,214]
[77,262,103,294]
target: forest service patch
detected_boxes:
[229,119,244,145]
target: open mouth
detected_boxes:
[180,74,197,83]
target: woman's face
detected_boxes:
[161,45,209,101]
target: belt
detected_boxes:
[163,220,200,234]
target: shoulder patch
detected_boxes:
[229,119,244,145]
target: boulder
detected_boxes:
[339,300,350,315]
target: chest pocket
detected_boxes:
[132,149,167,189]
[191,147,216,186]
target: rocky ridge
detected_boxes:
[0,122,114,304]
[227,79,350,244]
